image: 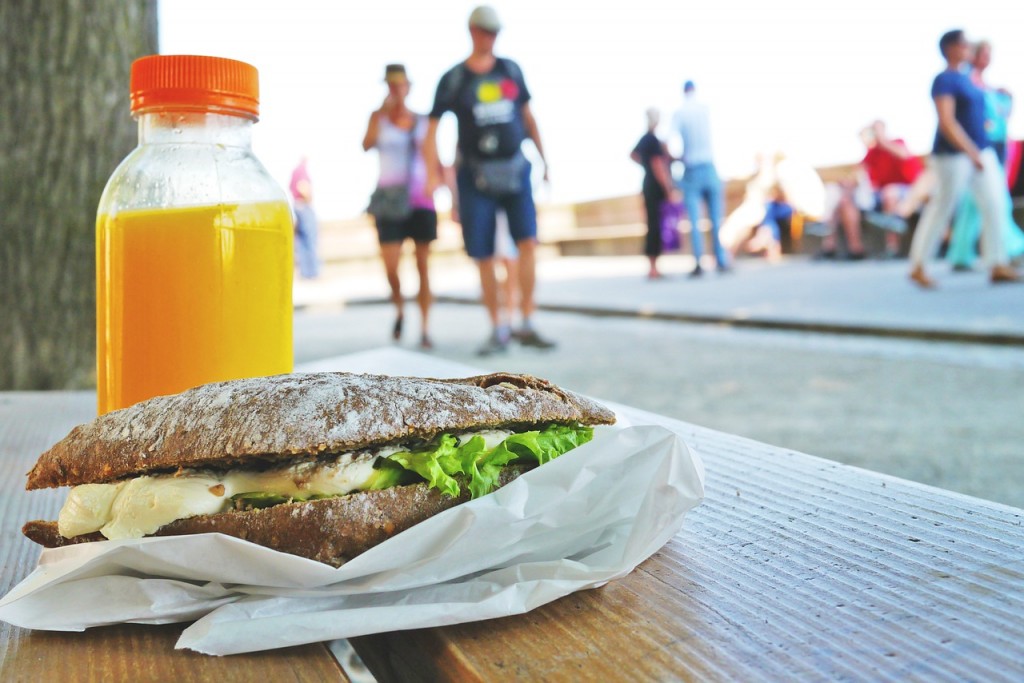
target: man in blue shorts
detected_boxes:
[422,5,555,355]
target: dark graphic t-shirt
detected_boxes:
[429,57,531,162]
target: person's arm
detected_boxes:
[422,117,442,196]
[361,109,382,152]
[363,94,396,151]
[656,142,681,201]
[875,137,912,161]
[651,155,678,199]
[935,94,983,169]
[671,111,685,163]
[443,164,459,223]
[521,102,549,182]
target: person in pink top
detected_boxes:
[290,155,320,279]
[362,64,442,349]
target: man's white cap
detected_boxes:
[469,5,502,32]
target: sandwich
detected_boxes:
[22,372,615,566]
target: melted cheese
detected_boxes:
[57,430,513,541]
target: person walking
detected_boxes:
[672,80,729,276]
[422,5,555,355]
[290,155,320,280]
[363,64,439,349]
[630,108,679,279]
[908,29,1019,288]
[946,39,1024,271]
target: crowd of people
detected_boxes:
[300,16,1020,357]
[636,28,1021,288]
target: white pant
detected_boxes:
[909,148,1006,268]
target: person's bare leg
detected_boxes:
[380,242,404,339]
[765,233,783,262]
[413,241,433,347]
[499,257,520,328]
[838,192,865,255]
[897,170,934,217]
[731,227,754,259]
[511,238,554,347]
[476,257,501,328]
[820,217,838,254]
[648,255,662,278]
[516,238,537,321]
[880,186,903,255]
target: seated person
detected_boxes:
[742,189,790,262]
[818,177,867,259]
[858,121,932,256]
[725,152,825,262]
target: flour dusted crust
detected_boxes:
[23,467,528,566]
[27,372,615,490]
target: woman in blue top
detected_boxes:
[908,29,1019,287]
[945,39,1024,271]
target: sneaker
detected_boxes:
[476,332,509,356]
[515,328,556,349]
[688,265,704,278]
[864,211,908,235]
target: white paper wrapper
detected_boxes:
[0,414,703,656]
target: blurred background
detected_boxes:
[2,1,1021,512]
[161,0,1024,220]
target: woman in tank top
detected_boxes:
[363,64,441,349]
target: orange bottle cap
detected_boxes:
[130,55,259,119]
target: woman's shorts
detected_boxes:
[376,208,438,244]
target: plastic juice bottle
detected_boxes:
[96,55,293,415]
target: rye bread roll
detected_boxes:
[23,371,615,566]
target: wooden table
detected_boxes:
[2,349,1023,681]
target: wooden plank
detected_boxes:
[1,624,345,682]
[0,392,348,681]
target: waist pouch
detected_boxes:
[367,185,412,222]
[470,152,528,197]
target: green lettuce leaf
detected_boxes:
[364,463,409,490]
[385,423,593,499]
[230,423,595,508]
[386,434,463,498]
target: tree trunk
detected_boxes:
[0,0,158,390]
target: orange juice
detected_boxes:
[97,201,293,414]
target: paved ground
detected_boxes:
[294,252,1024,509]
